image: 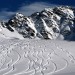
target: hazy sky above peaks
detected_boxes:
[0,0,75,20]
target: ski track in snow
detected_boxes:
[0,39,75,75]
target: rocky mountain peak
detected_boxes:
[0,6,75,40]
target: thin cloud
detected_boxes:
[0,11,15,21]
[18,2,57,16]
[0,2,57,20]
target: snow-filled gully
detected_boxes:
[0,39,75,75]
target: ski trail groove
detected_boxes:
[0,42,20,75]
[0,39,75,75]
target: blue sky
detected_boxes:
[0,0,75,20]
[0,0,75,11]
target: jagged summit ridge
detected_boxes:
[0,6,75,40]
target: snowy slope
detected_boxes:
[0,23,24,39]
[0,38,75,75]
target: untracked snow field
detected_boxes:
[0,38,75,75]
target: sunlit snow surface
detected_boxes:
[0,37,75,75]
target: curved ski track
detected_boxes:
[0,39,75,75]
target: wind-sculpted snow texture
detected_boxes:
[0,38,75,75]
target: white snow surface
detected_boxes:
[0,23,24,39]
[0,38,75,75]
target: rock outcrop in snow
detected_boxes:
[0,6,75,40]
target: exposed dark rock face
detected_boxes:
[0,6,75,40]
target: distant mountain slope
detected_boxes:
[0,6,75,40]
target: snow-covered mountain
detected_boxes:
[0,6,75,40]
[0,6,75,75]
